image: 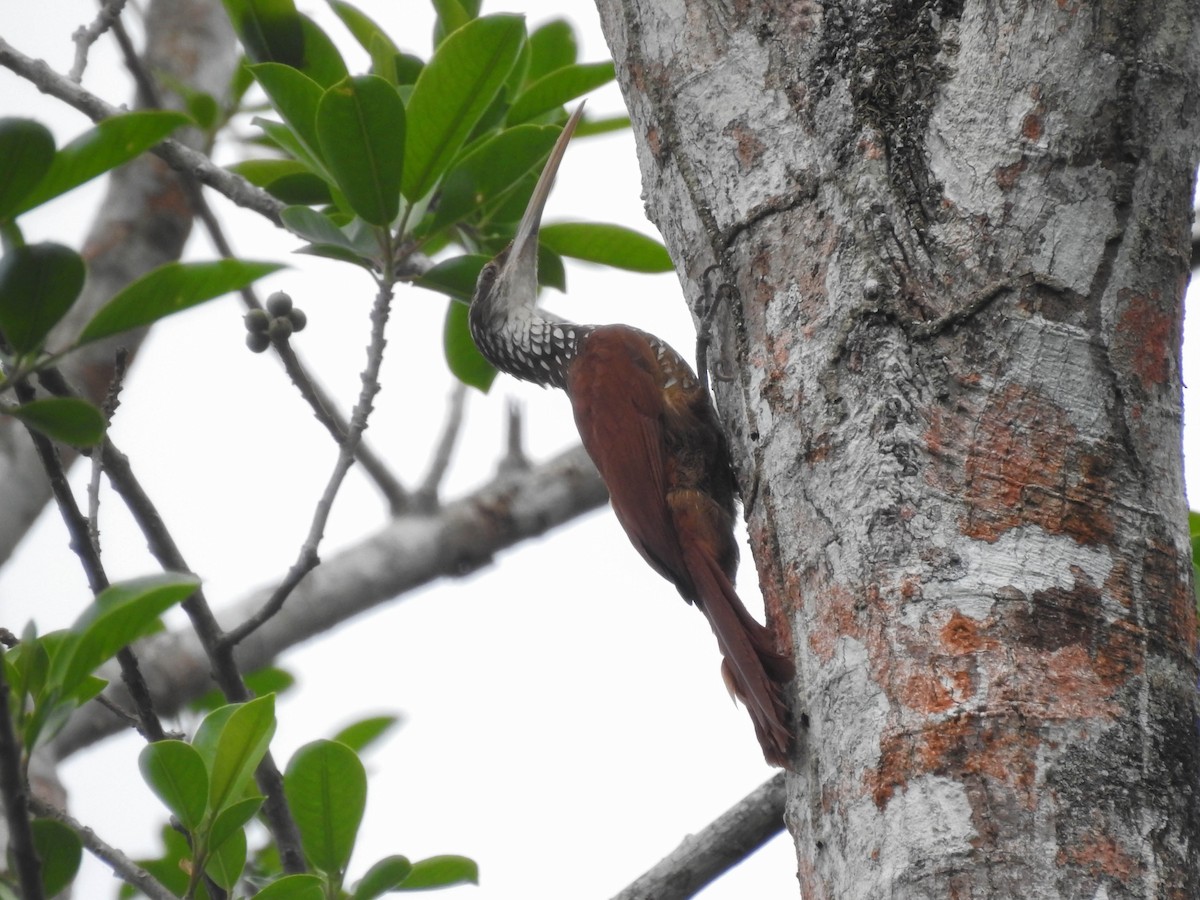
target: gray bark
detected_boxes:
[596,0,1200,894]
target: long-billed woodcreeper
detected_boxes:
[468,105,793,767]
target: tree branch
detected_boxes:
[610,773,786,900]
[0,647,45,900]
[28,796,177,900]
[51,444,609,759]
[414,383,467,510]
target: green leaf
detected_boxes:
[0,118,55,219]
[430,0,471,38]
[0,242,85,354]
[191,666,295,713]
[395,855,478,891]
[416,254,487,302]
[316,76,406,226]
[539,222,673,273]
[329,1,399,59]
[353,855,412,900]
[298,14,349,87]
[54,573,199,696]
[527,20,577,83]
[228,158,331,205]
[15,111,190,215]
[208,694,276,816]
[204,823,247,890]
[222,0,306,69]
[507,62,615,125]
[193,703,239,771]
[253,874,325,900]
[8,398,105,447]
[331,714,401,753]
[250,63,325,159]
[30,819,82,898]
[444,300,495,392]
[139,740,209,832]
[208,795,263,853]
[394,53,425,87]
[284,739,367,876]
[281,205,357,249]
[574,115,631,138]
[429,124,559,232]
[402,15,525,202]
[77,259,283,346]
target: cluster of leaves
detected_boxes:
[0,113,279,447]
[1,574,200,897]
[222,0,672,390]
[131,699,472,900]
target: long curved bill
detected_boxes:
[508,102,586,267]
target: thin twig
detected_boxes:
[29,796,176,900]
[610,773,787,900]
[87,349,129,556]
[221,274,396,650]
[497,400,529,474]
[0,646,46,900]
[273,336,408,512]
[414,383,467,510]
[0,35,285,223]
[69,0,129,82]
[17,379,167,746]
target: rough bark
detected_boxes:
[595,0,1200,895]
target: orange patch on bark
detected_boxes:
[1021,113,1042,141]
[1058,830,1142,881]
[925,384,1116,544]
[994,158,1027,191]
[940,611,990,655]
[809,584,862,663]
[1114,290,1174,388]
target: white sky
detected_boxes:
[1,2,1197,899]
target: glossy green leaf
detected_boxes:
[15,111,190,215]
[430,124,559,232]
[444,300,495,392]
[281,205,357,249]
[222,0,306,68]
[402,15,525,202]
[285,739,366,875]
[316,75,406,226]
[254,117,326,177]
[539,222,672,273]
[193,703,239,772]
[298,14,349,87]
[204,823,247,890]
[208,694,276,815]
[228,158,331,205]
[192,666,295,713]
[55,574,199,696]
[139,740,208,831]
[353,855,412,900]
[329,1,399,59]
[8,397,105,447]
[331,714,401,753]
[395,855,478,891]
[208,795,263,853]
[537,244,565,291]
[0,118,55,219]
[0,242,85,354]
[417,253,487,302]
[30,819,82,898]
[250,63,325,159]
[394,52,425,86]
[77,259,283,346]
[527,19,577,83]
[507,62,614,125]
[430,0,471,38]
[254,874,325,900]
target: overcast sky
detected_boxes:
[1,3,1197,900]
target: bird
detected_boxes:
[468,104,793,767]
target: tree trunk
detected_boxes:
[595,0,1200,894]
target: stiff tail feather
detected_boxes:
[685,544,794,768]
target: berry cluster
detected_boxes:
[245,291,307,352]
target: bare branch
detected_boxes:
[222,273,396,650]
[52,444,609,759]
[29,796,177,900]
[610,773,786,900]
[414,383,467,510]
[0,648,45,900]
[69,0,129,82]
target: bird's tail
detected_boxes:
[685,543,794,768]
